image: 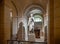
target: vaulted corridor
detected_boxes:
[4,0,49,43]
[0,0,60,44]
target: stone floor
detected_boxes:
[30,42,45,44]
[8,42,46,44]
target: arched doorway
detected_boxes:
[23,4,48,42]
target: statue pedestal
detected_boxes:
[28,33,35,41]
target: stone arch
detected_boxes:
[23,3,45,26]
[23,3,45,17]
[22,3,46,41]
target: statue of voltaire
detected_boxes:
[17,22,25,41]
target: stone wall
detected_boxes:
[54,0,60,44]
[0,0,4,44]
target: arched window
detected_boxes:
[34,14,43,22]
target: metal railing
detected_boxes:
[7,40,47,44]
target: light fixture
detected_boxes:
[10,9,12,18]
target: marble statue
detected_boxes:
[28,14,34,33]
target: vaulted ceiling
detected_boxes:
[12,0,48,11]
[5,0,48,17]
